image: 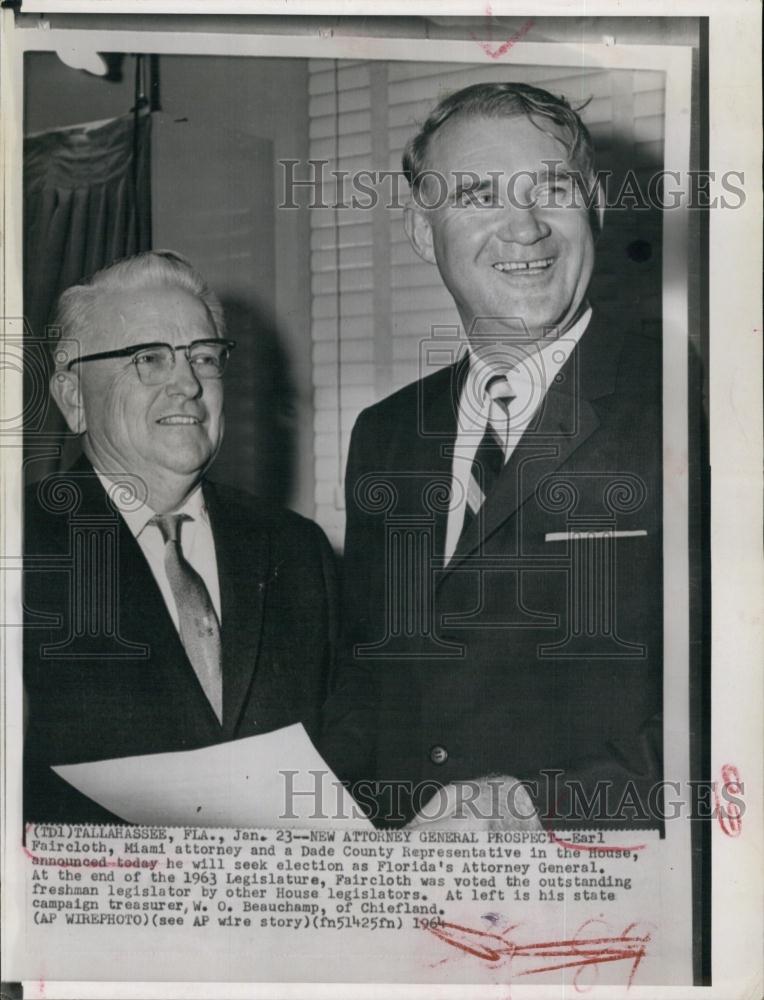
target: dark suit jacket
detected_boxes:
[322,310,663,828]
[24,457,337,823]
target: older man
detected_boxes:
[323,83,663,829]
[24,250,336,823]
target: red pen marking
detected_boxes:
[714,763,743,837]
[473,8,535,60]
[546,830,647,854]
[540,798,647,853]
[428,917,651,989]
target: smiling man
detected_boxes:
[323,83,663,830]
[24,250,337,823]
[406,111,596,347]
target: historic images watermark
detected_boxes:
[280,770,746,827]
[279,160,745,212]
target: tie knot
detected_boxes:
[150,512,191,545]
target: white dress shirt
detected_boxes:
[95,472,222,631]
[444,307,592,564]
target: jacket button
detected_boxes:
[429,745,448,765]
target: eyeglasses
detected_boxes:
[67,339,237,386]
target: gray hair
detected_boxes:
[50,250,225,367]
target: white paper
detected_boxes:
[52,724,371,829]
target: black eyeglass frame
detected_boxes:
[66,338,237,377]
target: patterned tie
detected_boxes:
[150,513,223,724]
[461,375,515,536]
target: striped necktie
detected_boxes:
[150,513,223,724]
[461,374,515,535]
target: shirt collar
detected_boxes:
[466,304,593,403]
[94,470,208,540]
[534,303,592,369]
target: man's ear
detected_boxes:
[49,369,87,434]
[404,203,437,264]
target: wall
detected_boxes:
[150,56,313,514]
[24,51,136,133]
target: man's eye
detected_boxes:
[534,179,572,203]
[191,353,221,370]
[455,189,499,208]
[475,189,499,206]
[134,351,162,366]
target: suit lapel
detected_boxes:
[442,310,621,576]
[64,458,266,736]
[57,459,226,728]
[448,389,601,568]
[62,457,190,666]
[204,482,268,738]
[395,360,465,559]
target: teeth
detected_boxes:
[158,416,200,425]
[493,258,554,272]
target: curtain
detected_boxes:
[23,112,152,478]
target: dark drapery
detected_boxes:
[23,112,152,478]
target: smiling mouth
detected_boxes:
[493,257,555,273]
[156,415,202,425]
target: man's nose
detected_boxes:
[165,351,203,397]
[495,202,551,244]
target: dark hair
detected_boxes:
[402,82,595,192]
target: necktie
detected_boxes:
[150,513,223,724]
[461,375,515,535]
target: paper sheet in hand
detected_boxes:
[52,723,371,828]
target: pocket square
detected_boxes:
[544,529,648,542]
